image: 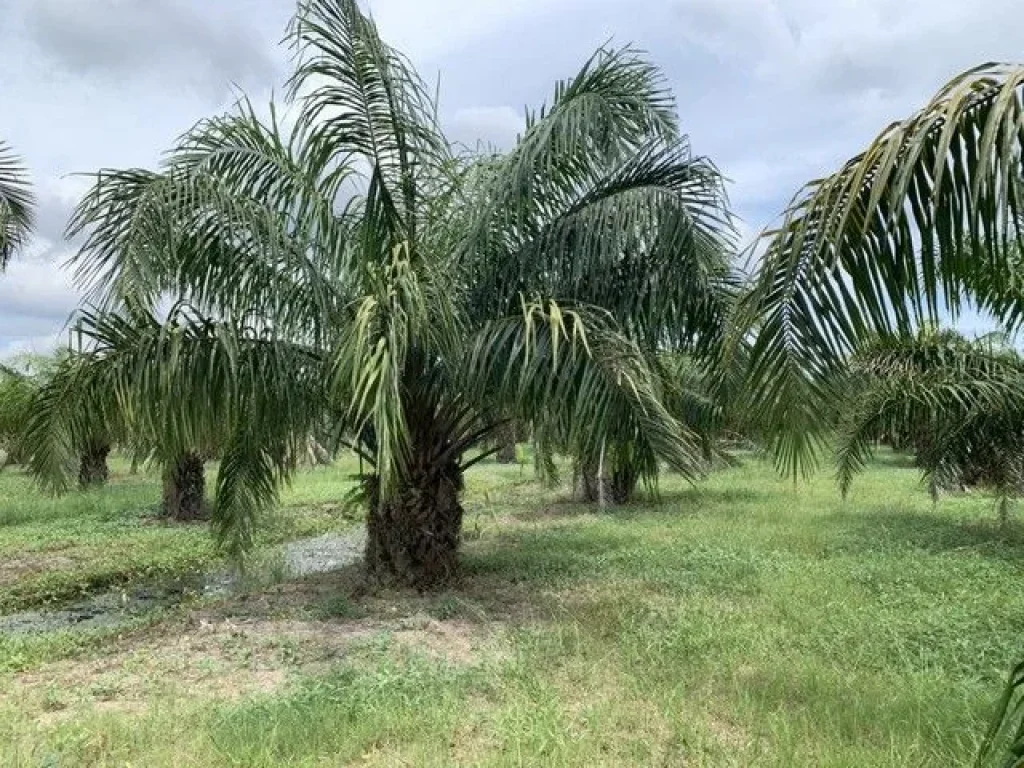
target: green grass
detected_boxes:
[0,456,359,613]
[2,452,1023,766]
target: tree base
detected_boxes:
[494,422,518,464]
[162,452,207,521]
[78,443,110,489]
[363,461,464,590]
[576,460,638,505]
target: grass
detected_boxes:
[2,451,1023,765]
[0,457,358,614]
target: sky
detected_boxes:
[1,0,1021,358]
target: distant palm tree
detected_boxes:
[0,141,33,269]
[742,64,1024,478]
[27,0,737,586]
[834,328,1024,522]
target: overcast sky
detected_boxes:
[1,0,1020,358]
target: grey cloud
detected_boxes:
[24,0,282,100]
[0,253,80,324]
[447,106,525,150]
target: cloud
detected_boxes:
[0,333,63,362]
[2,0,1022,354]
[0,253,80,324]
[31,176,93,248]
[23,0,281,100]
[448,106,525,150]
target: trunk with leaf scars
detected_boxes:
[576,454,639,505]
[78,441,110,489]
[162,451,207,521]
[363,392,469,589]
[494,421,517,463]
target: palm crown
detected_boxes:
[29,0,736,586]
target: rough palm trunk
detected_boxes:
[609,462,639,504]
[78,441,110,489]
[494,422,517,463]
[162,451,206,521]
[576,459,602,503]
[364,447,464,590]
[575,456,639,505]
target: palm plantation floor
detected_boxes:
[1,453,1022,766]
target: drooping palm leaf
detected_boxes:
[745,64,1024,478]
[977,658,1024,768]
[0,141,33,268]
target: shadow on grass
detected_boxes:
[654,486,767,509]
[827,506,1024,561]
[506,486,769,523]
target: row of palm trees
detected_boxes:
[3,0,1023,587]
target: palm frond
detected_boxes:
[288,0,451,248]
[464,300,710,485]
[745,63,1024,478]
[0,141,33,268]
[977,658,1024,768]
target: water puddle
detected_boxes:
[0,529,366,636]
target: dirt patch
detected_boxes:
[703,711,751,750]
[0,554,76,586]
[5,609,504,725]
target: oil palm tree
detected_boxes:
[0,141,33,269]
[29,0,736,587]
[742,64,1024,478]
[833,329,1024,523]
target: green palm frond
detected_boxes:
[745,63,1024,478]
[463,300,710,485]
[288,0,451,247]
[0,141,33,268]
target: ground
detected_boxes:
[1,452,1022,766]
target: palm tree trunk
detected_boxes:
[78,441,110,489]
[494,422,517,463]
[364,444,464,590]
[162,451,206,521]
[609,462,639,504]
[576,453,639,504]
[577,458,602,503]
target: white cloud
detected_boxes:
[22,0,283,101]
[0,333,63,363]
[448,106,525,149]
[0,252,80,323]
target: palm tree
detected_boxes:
[29,0,736,587]
[0,353,64,468]
[0,141,33,269]
[742,64,1024,478]
[27,311,230,515]
[834,329,1024,523]
[573,352,723,504]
